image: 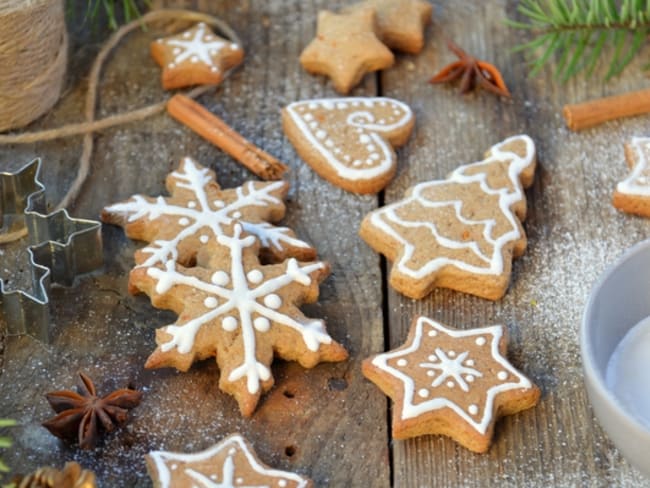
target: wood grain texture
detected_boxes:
[381,1,650,486]
[1,0,650,486]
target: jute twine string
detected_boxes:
[0,0,68,132]
[0,9,242,244]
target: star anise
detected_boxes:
[42,372,142,450]
[429,40,511,97]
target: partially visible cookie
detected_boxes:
[300,7,394,94]
[613,137,650,217]
[146,434,314,488]
[151,22,244,90]
[362,316,540,452]
[347,0,432,53]
[283,97,414,194]
[359,135,536,300]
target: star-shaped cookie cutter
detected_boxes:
[0,159,102,342]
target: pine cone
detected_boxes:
[15,462,96,488]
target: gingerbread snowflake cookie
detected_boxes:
[283,97,414,194]
[300,7,394,94]
[363,316,539,452]
[147,434,313,488]
[346,0,432,53]
[102,157,315,267]
[151,22,244,90]
[613,137,650,217]
[132,223,347,416]
[359,135,536,300]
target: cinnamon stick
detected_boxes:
[167,94,288,180]
[563,88,650,131]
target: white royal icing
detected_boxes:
[367,135,535,278]
[162,22,238,72]
[616,137,650,196]
[371,316,533,435]
[285,97,413,181]
[104,157,311,268]
[148,434,310,488]
[146,224,332,395]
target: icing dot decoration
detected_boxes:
[264,294,282,309]
[222,316,238,331]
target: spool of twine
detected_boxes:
[0,0,67,132]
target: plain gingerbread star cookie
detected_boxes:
[151,22,244,90]
[362,316,540,453]
[300,7,394,94]
[146,434,314,488]
[347,0,432,53]
[359,135,536,300]
[613,137,650,217]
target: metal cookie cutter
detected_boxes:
[0,159,102,342]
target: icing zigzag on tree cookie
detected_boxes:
[360,135,536,300]
[132,223,347,416]
[102,157,315,266]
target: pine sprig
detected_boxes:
[81,0,150,30]
[0,419,16,477]
[507,0,650,81]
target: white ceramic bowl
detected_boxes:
[581,239,650,477]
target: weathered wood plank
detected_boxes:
[0,1,389,486]
[381,1,650,486]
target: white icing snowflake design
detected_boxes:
[148,434,310,488]
[617,136,650,196]
[144,223,335,396]
[158,22,239,71]
[371,316,533,434]
[103,157,312,267]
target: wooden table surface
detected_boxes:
[1,1,650,486]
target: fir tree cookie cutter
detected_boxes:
[0,159,102,342]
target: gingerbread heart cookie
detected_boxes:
[362,316,540,452]
[147,434,313,488]
[151,22,244,90]
[283,97,414,194]
[102,156,315,267]
[359,135,536,300]
[613,136,650,217]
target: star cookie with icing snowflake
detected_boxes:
[146,434,313,488]
[131,223,347,416]
[151,22,244,90]
[102,156,315,270]
[300,7,394,94]
[360,135,536,300]
[283,97,414,194]
[363,316,539,452]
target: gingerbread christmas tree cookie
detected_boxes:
[147,434,313,488]
[613,137,650,217]
[151,22,244,90]
[102,157,315,267]
[362,316,540,452]
[300,7,394,94]
[359,135,536,300]
[282,97,414,194]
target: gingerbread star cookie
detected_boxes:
[363,316,540,452]
[359,135,536,300]
[147,434,314,488]
[613,137,650,217]
[131,223,347,416]
[300,7,394,94]
[151,22,244,90]
[347,0,432,53]
[283,97,414,194]
[102,156,315,266]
